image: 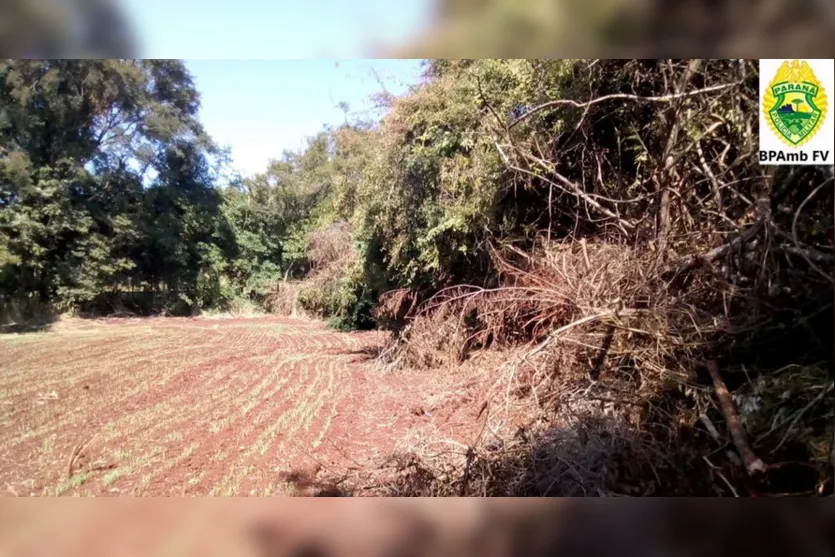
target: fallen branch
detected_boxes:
[664,220,764,277]
[777,244,835,263]
[703,456,740,497]
[580,238,591,271]
[705,360,766,475]
[695,134,724,211]
[700,413,723,443]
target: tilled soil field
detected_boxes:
[0,316,491,496]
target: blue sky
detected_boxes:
[185,59,426,177]
[118,0,431,177]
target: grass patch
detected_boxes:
[55,471,93,496]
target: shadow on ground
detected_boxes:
[0,298,57,334]
[0,320,55,334]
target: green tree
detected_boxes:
[0,59,227,316]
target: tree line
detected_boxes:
[2,59,831,335]
[0,59,322,319]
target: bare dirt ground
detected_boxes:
[0,316,495,496]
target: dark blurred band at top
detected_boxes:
[0,0,136,58]
[2,0,835,59]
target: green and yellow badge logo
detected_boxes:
[763,60,828,147]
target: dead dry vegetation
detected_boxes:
[313,62,834,497]
[266,222,359,323]
[282,201,835,493]
[349,229,832,496]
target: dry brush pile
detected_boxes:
[267,222,360,321]
[368,60,834,496]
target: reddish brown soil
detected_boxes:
[0,316,493,496]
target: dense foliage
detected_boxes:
[0,60,223,316]
[0,60,318,319]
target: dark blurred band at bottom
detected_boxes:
[1,499,833,557]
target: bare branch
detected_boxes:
[664,220,764,277]
[513,150,635,232]
[705,360,766,475]
[508,81,742,129]
[792,178,835,284]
